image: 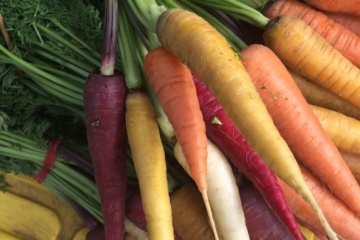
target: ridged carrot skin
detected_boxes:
[83,69,128,240]
[290,70,360,121]
[263,14,360,111]
[193,75,303,240]
[323,11,360,36]
[126,91,174,240]
[157,9,336,239]
[263,0,360,68]
[303,0,360,16]
[310,105,360,155]
[241,43,360,219]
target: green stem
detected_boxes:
[50,18,102,60]
[190,0,269,28]
[35,23,101,67]
[30,46,93,76]
[26,71,84,107]
[0,45,84,95]
[118,0,144,90]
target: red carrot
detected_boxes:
[193,74,303,240]
[241,43,360,217]
[83,0,127,239]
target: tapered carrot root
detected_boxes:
[311,105,360,155]
[263,0,360,68]
[263,14,360,111]
[241,44,360,222]
[290,70,360,121]
[125,91,174,240]
[278,164,360,240]
[157,9,336,239]
[170,184,216,240]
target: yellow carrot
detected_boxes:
[311,104,360,155]
[290,70,360,121]
[126,91,174,240]
[263,15,360,110]
[157,8,336,240]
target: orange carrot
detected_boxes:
[144,46,207,193]
[157,9,336,239]
[263,0,360,68]
[303,0,360,16]
[310,104,360,155]
[241,44,360,219]
[278,163,360,240]
[321,11,360,36]
[290,70,360,121]
[143,46,219,240]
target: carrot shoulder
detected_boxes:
[263,0,360,69]
[241,43,360,218]
[157,8,336,239]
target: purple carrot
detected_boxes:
[239,177,303,240]
[193,74,303,240]
[83,0,127,239]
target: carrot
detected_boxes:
[310,104,360,155]
[193,74,304,240]
[170,184,216,240]
[83,1,127,239]
[289,70,360,121]
[263,17,360,113]
[302,0,360,16]
[124,218,149,240]
[263,0,360,69]
[144,46,207,193]
[278,163,360,240]
[239,178,301,240]
[157,8,336,239]
[174,139,250,240]
[321,11,360,36]
[340,151,360,181]
[143,46,219,240]
[125,186,183,240]
[241,43,360,220]
[125,91,174,240]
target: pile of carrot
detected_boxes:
[24,0,360,239]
